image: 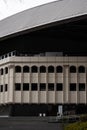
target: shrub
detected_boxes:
[64,122,87,130]
[80,115,87,122]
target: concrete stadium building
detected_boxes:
[0,51,86,116]
[0,0,87,116]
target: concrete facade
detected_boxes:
[0,51,87,106]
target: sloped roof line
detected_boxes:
[0,0,58,20]
[0,0,87,38]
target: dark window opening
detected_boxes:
[40,83,46,91]
[79,83,85,91]
[1,85,3,92]
[31,66,38,73]
[5,67,8,74]
[70,66,76,73]
[1,68,3,75]
[12,52,15,56]
[15,66,21,73]
[78,66,85,73]
[56,83,63,91]
[48,66,54,73]
[40,66,46,73]
[56,66,63,73]
[23,66,29,73]
[48,83,54,91]
[23,83,29,91]
[5,54,7,58]
[2,56,4,59]
[15,83,21,91]
[70,83,76,91]
[9,53,11,57]
[5,84,8,91]
[31,83,38,91]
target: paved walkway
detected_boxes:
[0,117,63,130]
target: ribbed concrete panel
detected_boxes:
[0,0,87,38]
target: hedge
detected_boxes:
[64,122,87,130]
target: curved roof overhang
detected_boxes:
[0,0,87,39]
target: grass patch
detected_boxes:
[64,121,87,130]
[64,115,87,130]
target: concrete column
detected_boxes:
[29,66,31,103]
[3,68,5,104]
[8,65,14,104]
[0,69,4,104]
[37,65,40,103]
[86,67,87,104]
[77,68,79,104]
[63,65,69,104]
[84,69,86,104]
[46,66,48,104]
[54,66,56,104]
[0,69,1,104]
[21,66,23,103]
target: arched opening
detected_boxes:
[40,66,46,73]
[15,66,21,73]
[5,67,8,74]
[78,66,85,73]
[48,66,54,73]
[1,68,3,75]
[56,66,63,73]
[70,66,76,73]
[23,66,29,73]
[31,66,38,73]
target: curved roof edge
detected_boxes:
[0,0,87,39]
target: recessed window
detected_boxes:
[23,66,29,73]
[23,83,29,91]
[31,83,38,91]
[79,83,85,91]
[15,83,21,91]
[40,83,46,91]
[5,84,8,91]
[9,52,11,57]
[15,66,21,73]
[1,68,3,75]
[70,83,76,91]
[12,51,16,56]
[56,83,63,91]
[31,66,38,73]
[48,83,54,91]
[70,66,76,73]
[1,56,4,59]
[48,66,54,73]
[56,66,63,73]
[5,67,8,74]
[40,66,46,73]
[1,85,3,92]
[5,54,7,58]
[78,66,85,73]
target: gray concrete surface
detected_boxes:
[0,117,63,130]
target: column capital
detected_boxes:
[63,65,69,67]
[9,65,15,69]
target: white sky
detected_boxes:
[0,0,57,20]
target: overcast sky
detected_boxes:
[0,0,57,20]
